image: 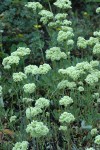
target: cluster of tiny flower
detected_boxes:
[46,47,67,61]
[23,83,36,94]
[2,55,20,69]
[13,72,27,82]
[93,43,100,54]
[59,96,73,107]
[12,141,29,150]
[26,97,50,118]
[59,125,67,131]
[11,47,31,58]
[24,63,51,75]
[77,37,87,49]
[57,80,76,90]
[54,0,72,9]
[57,30,74,43]
[85,73,99,86]
[35,97,50,109]
[78,86,84,92]
[26,120,49,137]
[26,107,42,119]
[2,47,31,69]
[59,112,75,123]
[25,2,42,11]
[94,135,100,145]
[91,128,98,136]
[39,10,53,24]
[24,65,39,75]
[55,13,67,20]
[92,93,99,99]
[39,63,51,74]
[22,97,34,103]
[10,115,17,123]
[93,31,100,37]
[58,66,85,81]
[96,7,100,14]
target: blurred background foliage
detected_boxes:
[0,0,100,63]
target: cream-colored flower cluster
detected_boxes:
[24,65,39,75]
[55,13,67,20]
[26,120,49,137]
[23,83,36,94]
[59,112,75,123]
[93,43,100,54]
[26,107,42,119]
[2,47,31,69]
[13,72,27,82]
[59,125,67,131]
[91,128,98,136]
[94,135,100,145]
[93,31,100,37]
[2,55,20,69]
[12,141,28,150]
[59,96,73,107]
[57,80,76,90]
[39,10,53,24]
[38,63,51,74]
[11,47,31,58]
[24,63,51,75]
[96,7,100,14]
[54,0,72,9]
[35,97,50,109]
[10,115,17,123]
[77,37,87,49]
[46,47,67,61]
[57,30,74,43]
[58,66,84,81]
[25,2,42,11]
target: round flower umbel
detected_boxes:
[59,112,75,123]
[13,72,27,82]
[96,7,100,14]
[55,13,67,20]
[26,120,49,138]
[35,97,50,109]
[2,55,20,69]
[93,43,100,55]
[94,135,100,145]
[26,107,42,119]
[59,126,67,131]
[11,47,31,58]
[59,96,73,107]
[23,83,36,94]
[77,37,87,49]
[39,10,53,24]
[12,141,28,150]
[38,63,51,74]
[57,80,76,90]
[10,115,17,123]
[57,30,74,43]
[25,2,42,11]
[78,86,84,92]
[91,128,98,136]
[85,74,98,86]
[24,65,39,75]
[54,0,72,9]
[46,47,67,61]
